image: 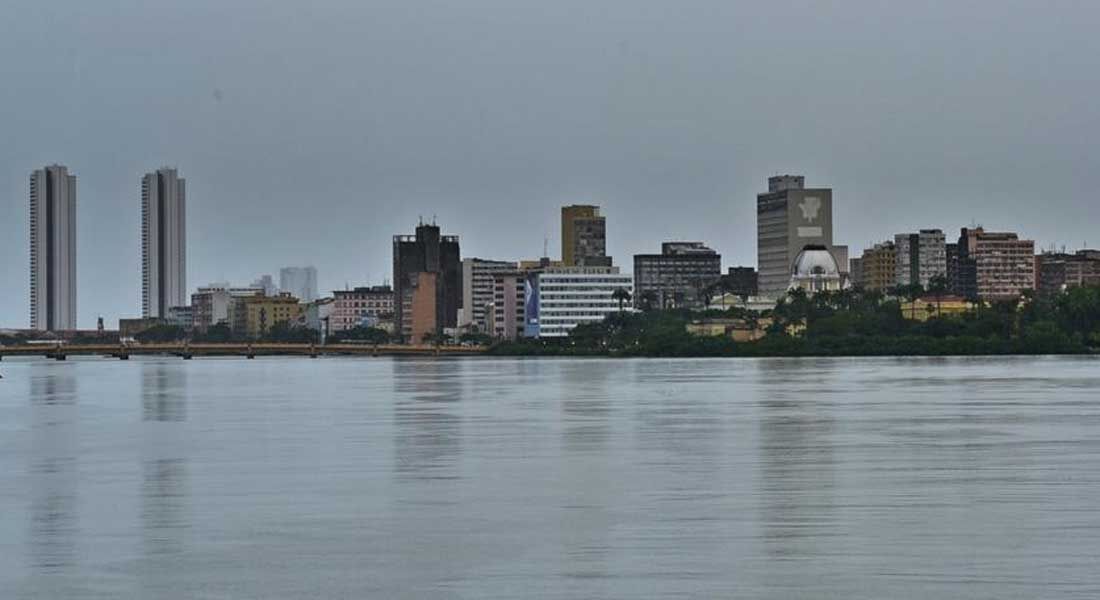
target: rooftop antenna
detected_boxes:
[543,237,549,259]
[432,214,437,226]
[418,215,423,226]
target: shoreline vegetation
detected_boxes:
[490,286,1100,358]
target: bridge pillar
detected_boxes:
[118,354,129,360]
[182,354,192,360]
[54,353,67,361]
[247,344,255,359]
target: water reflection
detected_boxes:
[141,459,189,556]
[754,359,838,559]
[392,359,463,479]
[28,367,79,572]
[559,361,613,453]
[142,361,187,422]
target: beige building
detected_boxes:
[960,228,1035,300]
[858,242,897,292]
[233,293,303,338]
[756,175,835,298]
[561,205,610,267]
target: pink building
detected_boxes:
[331,286,394,332]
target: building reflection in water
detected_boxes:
[139,361,190,559]
[391,358,464,479]
[754,358,838,560]
[559,360,613,453]
[28,365,79,572]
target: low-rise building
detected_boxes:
[523,266,633,338]
[686,317,772,342]
[331,286,394,332]
[233,293,303,338]
[166,306,193,329]
[191,285,264,331]
[899,295,975,321]
[788,245,847,295]
[491,272,526,340]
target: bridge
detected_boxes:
[0,342,488,361]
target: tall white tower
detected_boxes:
[142,167,187,318]
[29,165,77,331]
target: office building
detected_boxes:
[756,175,834,297]
[957,228,1035,300]
[29,165,77,331]
[460,258,518,332]
[894,229,947,288]
[849,257,864,289]
[561,205,611,267]
[633,242,721,309]
[523,266,633,338]
[1035,251,1100,296]
[166,306,193,330]
[279,266,318,303]
[393,221,461,341]
[303,298,336,338]
[190,284,263,331]
[141,167,187,318]
[331,285,395,332]
[857,242,897,292]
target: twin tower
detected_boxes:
[29,165,186,331]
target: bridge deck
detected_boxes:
[0,343,487,359]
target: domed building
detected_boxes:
[788,245,848,294]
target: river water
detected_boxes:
[1,356,1099,598]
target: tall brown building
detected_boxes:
[561,205,610,267]
[393,222,461,342]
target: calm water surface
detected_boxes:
[2,356,1099,599]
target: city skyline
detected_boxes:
[5,2,1100,328]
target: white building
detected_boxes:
[280,266,318,302]
[29,165,77,331]
[459,258,518,332]
[523,266,634,338]
[141,167,187,318]
[788,245,847,295]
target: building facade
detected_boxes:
[957,228,1035,300]
[857,241,897,292]
[279,266,318,303]
[141,167,187,319]
[561,205,611,267]
[523,266,633,338]
[233,293,303,338]
[788,245,847,295]
[756,175,834,298]
[459,258,518,332]
[29,165,78,331]
[190,285,263,331]
[724,267,759,299]
[1035,251,1100,296]
[491,272,526,340]
[632,242,721,309]
[894,229,947,288]
[331,285,394,332]
[393,222,461,341]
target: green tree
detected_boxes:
[612,287,632,312]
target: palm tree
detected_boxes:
[612,287,632,312]
[927,274,949,316]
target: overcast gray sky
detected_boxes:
[3,0,1099,328]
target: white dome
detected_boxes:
[790,245,840,277]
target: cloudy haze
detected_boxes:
[2,0,1099,328]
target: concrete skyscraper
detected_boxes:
[756,175,835,297]
[29,165,78,331]
[393,221,461,342]
[141,168,187,318]
[280,266,318,302]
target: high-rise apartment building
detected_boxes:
[894,229,947,288]
[393,222,461,341]
[956,228,1035,300]
[29,165,77,331]
[459,258,518,332]
[279,266,318,303]
[141,167,187,318]
[633,242,721,309]
[756,175,834,298]
[857,241,897,292]
[491,272,527,340]
[190,284,264,331]
[561,205,611,267]
[251,274,277,296]
[523,266,633,338]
